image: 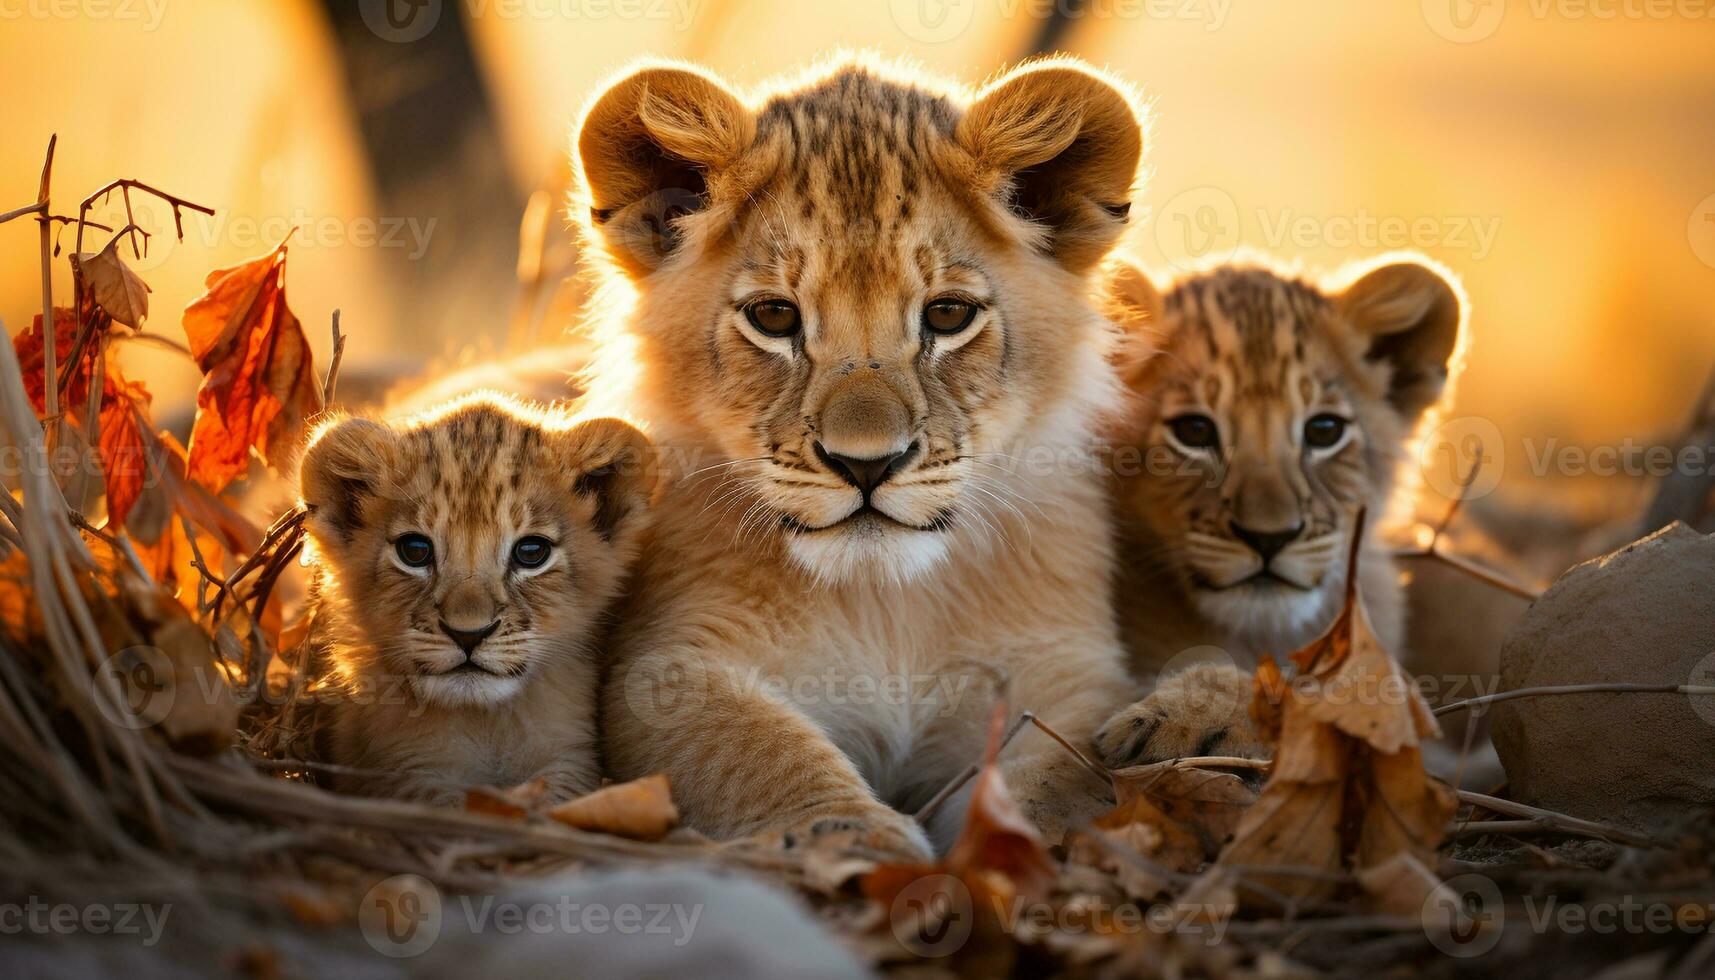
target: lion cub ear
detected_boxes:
[1104,259,1164,387]
[1335,259,1466,422]
[1106,259,1163,330]
[958,61,1145,272]
[576,64,754,277]
[563,418,657,545]
[300,418,396,545]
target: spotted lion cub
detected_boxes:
[1095,255,1465,767]
[299,393,654,805]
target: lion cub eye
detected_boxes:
[1303,414,1348,449]
[395,533,435,568]
[511,536,553,569]
[1167,414,1220,451]
[922,298,979,335]
[744,300,802,338]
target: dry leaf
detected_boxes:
[279,885,347,926]
[73,236,151,328]
[86,577,238,754]
[1214,704,1350,905]
[1357,852,1451,920]
[1213,515,1455,908]
[1076,760,1259,899]
[466,776,552,819]
[1067,796,1199,899]
[860,703,1055,973]
[1111,761,1257,855]
[14,309,154,526]
[1250,653,1287,742]
[548,773,679,840]
[0,550,33,635]
[182,243,323,493]
[945,762,1058,899]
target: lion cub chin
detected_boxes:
[1094,254,1466,769]
[298,393,655,806]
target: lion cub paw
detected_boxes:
[1094,663,1270,768]
[742,807,933,864]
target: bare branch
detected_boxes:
[1434,681,1715,717]
[1394,452,1543,602]
[1456,789,1668,849]
[323,309,346,406]
[914,710,1036,823]
[38,137,58,446]
[73,177,214,260]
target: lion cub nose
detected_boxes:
[816,442,919,496]
[1229,521,1304,562]
[439,620,500,655]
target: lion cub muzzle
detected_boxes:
[436,577,503,655]
[812,365,920,500]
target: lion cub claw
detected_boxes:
[1095,663,1270,768]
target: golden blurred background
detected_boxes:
[3,0,1713,524]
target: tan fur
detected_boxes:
[299,393,653,805]
[575,57,1147,857]
[1094,254,1466,767]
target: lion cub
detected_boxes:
[298,393,654,805]
[1095,255,1465,767]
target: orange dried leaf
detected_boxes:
[1068,796,1203,899]
[1111,761,1256,856]
[97,383,151,527]
[861,702,1056,966]
[1250,653,1287,742]
[466,776,552,819]
[182,244,323,493]
[1215,703,1350,905]
[13,308,79,411]
[0,550,32,636]
[74,236,151,328]
[13,311,154,526]
[944,703,1057,899]
[1213,525,1455,908]
[548,773,679,840]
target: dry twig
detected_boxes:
[1394,453,1542,601]
[1455,789,1668,849]
[323,309,346,406]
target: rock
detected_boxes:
[1491,522,1715,835]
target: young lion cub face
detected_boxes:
[577,59,1142,583]
[1109,257,1464,646]
[300,395,653,709]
